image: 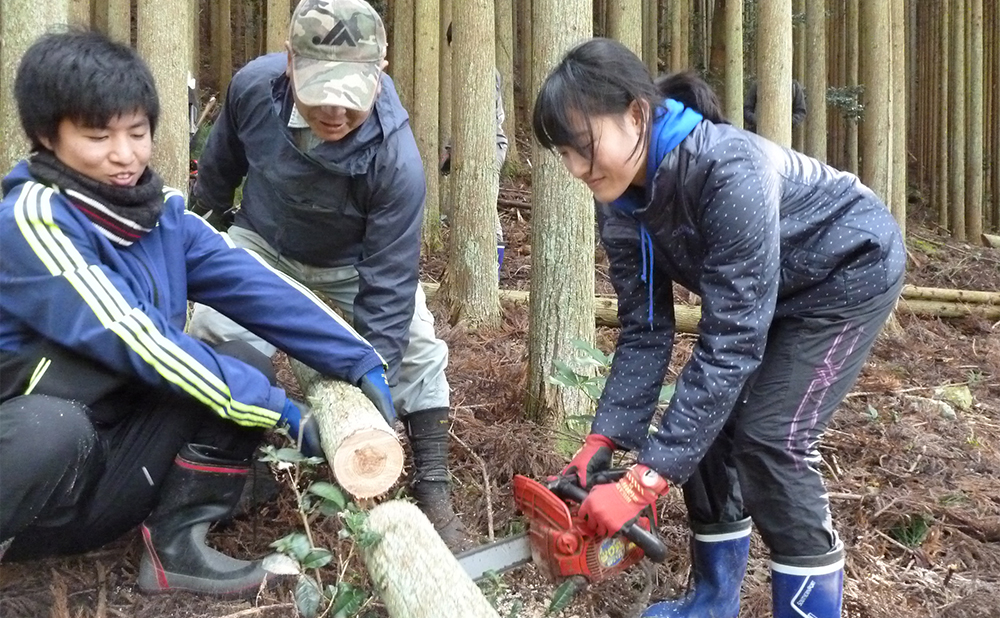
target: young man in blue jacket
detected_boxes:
[0,30,393,596]
[187,0,469,548]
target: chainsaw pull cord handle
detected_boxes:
[548,473,669,563]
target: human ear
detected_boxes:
[285,42,293,78]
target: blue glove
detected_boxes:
[358,366,396,424]
[279,398,323,459]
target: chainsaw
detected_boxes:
[457,470,667,583]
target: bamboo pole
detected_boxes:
[289,360,404,500]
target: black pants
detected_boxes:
[0,341,270,560]
[682,276,903,557]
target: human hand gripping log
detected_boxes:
[288,359,404,499]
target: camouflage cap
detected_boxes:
[288,0,387,110]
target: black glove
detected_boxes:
[358,366,396,424]
[189,198,235,232]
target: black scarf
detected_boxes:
[28,150,165,247]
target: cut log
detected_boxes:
[422,283,1000,329]
[901,285,1000,305]
[289,359,404,499]
[897,298,1000,319]
[361,500,500,618]
[982,233,1000,248]
[421,282,701,333]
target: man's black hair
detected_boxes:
[532,38,659,163]
[14,29,160,151]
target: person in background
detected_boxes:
[186,0,471,549]
[743,78,807,133]
[439,21,509,274]
[533,40,904,618]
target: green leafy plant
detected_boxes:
[889,513,933,548]
[548,339,677,429]
[259,441,376,618]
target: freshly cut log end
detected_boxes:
[362,500,500,618]
[289,359,405,499]
[332,430,406,499]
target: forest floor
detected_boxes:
[2,181,999,618]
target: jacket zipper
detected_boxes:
[135,257,160,308]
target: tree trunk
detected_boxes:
[414,0,441,251]
[1,0,69,174]
[441,0,502,329]
[859,0,890,204]
[992,0,1000,231]
[643,0,659,76]
[948,1,966,240]
[803,0,826,161]
[290,361,404,499]
[756,0,792,147]
[137,0,191,195]
[937,4,951,230]
[106,0,130,44]
[792,0,804,152]
[723,0,744,128]
[890,0,906,237]
[966,0,983,242]
[608,0,642,57]
[267,0,290,53]
[669,0,690,70]
[214,0,233,95]
[191,0,200,75]
[391,0,414,109]
[845,0,859,174]
[439,0,453,219]
[516,0,533,117]
[69,0,91,26]
[361,501,500,617]
[495,0,519,166]
[526,0,594,425]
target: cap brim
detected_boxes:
[291,55,381,111]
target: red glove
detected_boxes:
[559,434,616,489]
[578,464,669,538]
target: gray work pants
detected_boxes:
[187,227,450,416]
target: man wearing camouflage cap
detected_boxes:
[188,0,470,549]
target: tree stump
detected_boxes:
[362,501,500,618]
[290,359,404,499]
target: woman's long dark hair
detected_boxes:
[532,39,728,163]
[532,38,659,162]
[654,70,729,124]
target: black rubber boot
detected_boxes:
[138,444,281,597]
[405,408,472,552]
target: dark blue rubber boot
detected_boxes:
[642,517,752,618]
[771,540,844,618]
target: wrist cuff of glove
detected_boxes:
[630,464,669,496]
[586,433,617,450]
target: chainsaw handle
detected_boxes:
[549,475,668,563]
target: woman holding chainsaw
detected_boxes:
[532,38,904,618]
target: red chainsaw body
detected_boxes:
[511,474,652,583]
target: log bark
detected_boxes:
[981,233,1000,248]
[289,360,404,499]
[901,285,1000,305]
[361,501,500,617]
[421,283,700,332]
[422,283,1000,326]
